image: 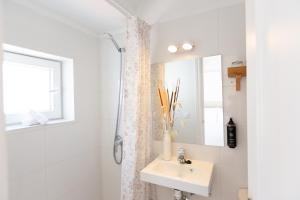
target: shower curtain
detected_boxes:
[120,16,155,200]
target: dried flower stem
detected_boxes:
[157,79,180,129]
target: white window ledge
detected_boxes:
[6,119,75,132]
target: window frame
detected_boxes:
[3,50,64,126]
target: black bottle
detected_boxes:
[227,118,237,148]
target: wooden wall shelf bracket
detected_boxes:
[227,66,247,91]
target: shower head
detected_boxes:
[103,32,113,39]
[103,32,125,53]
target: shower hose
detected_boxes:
[113,50,125,165]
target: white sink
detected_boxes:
[140,157,214,197]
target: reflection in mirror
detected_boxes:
[151,55,224,146]
[202,55,224,146]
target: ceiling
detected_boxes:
[111,0,245,24]
[7,0,127,35]
[7,0,244,36]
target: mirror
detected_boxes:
[151,55,224,146]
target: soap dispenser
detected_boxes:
[227,118,237,148]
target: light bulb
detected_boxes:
[182,43,193,51]
[168,45,178,53]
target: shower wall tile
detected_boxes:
[44,122,90,165]
[85,120,103,149]
[99,86,119,120]
[6,128,45,181]
[46,160,77,200]
[46,152,101,200]
[8,170,47,200]
[99,119,121,200]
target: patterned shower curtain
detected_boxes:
[120,16,155,200]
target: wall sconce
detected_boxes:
[182,43,193,51]
[168,42,194,53]
[167,45,178,53]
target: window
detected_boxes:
[3,51,63,125]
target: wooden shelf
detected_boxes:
[228,66,246,91]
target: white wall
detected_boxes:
[3,1,102,200]
[151,3,247,200]
[0,0,8,199]
[247,0,300,199]
[99,3,247,200]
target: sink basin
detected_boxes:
[140,157,214,197]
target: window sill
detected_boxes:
[5,119,75,132]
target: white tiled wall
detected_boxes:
[4,2,102,200]
[99,3,247,200]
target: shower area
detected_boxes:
[99,33,124,200]
[2,0,153,199]
[99,17,153,200]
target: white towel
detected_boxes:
[21,111,48,126]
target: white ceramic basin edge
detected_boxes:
[140,156,214,197]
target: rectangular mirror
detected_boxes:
[151,55,224,146]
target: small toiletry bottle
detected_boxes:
[227,118,237,148]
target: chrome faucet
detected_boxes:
[177,147,192,164]
[177,147,186,164]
